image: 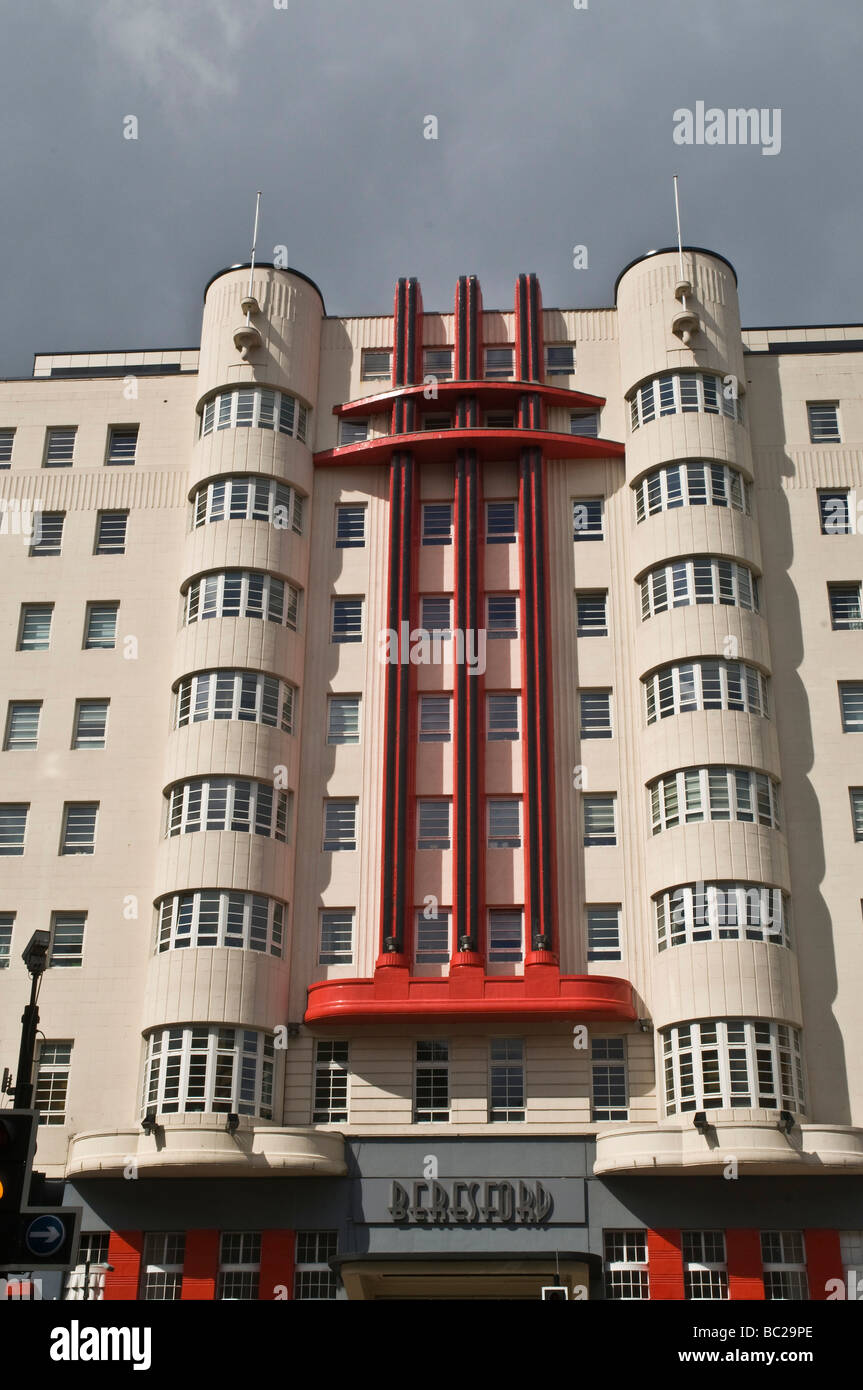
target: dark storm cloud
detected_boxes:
[0,0,860,375]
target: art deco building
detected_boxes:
[1,246,862,1301]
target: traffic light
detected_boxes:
[0,1110,80,1272]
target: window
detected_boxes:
[35,1041,72,1124]
[419,694,451,742]
[323,800,357,851]
[44,427,76,466]
[0,912,13,968]
[339,418,368,445]
[829,583,863,630]
[570,411,599,437]
[142,1028,274,1119]
[592,1038,627,1120]
[424,348,452,381]
[332,597,363,643]
[140,1234,185,1301]
[662,1020,805,1115]
[167,779,289,842]
[604,1231,648,1300]
[84,603,118,649]
[335,504,366,548]
[683,1232,728,1300]
[761,1231,809,1300]
[156,891,285,956]
[583,795,616,846]
[72,700,109,749]
[217,1233,261,1301]
[489,1039,524,1121]
[417,800,451,850]
[655,882,790,950]
[629,373,742,429]
[840,1232,863,1292]
[319,910,354,965]
[30,511,64,556]
[487,693,519,741]
[313,1041,349,1122]
[644,660,769,723]
[485,347,513,379]
[65,1233,109,1300]
[546,344,575,376]
[0,428,14,465]
[414,1041,449,1121]
[361,349,391,380]
[819,489,852,535]
[192,477,304,533]
[176,671,295,734]
[488,908,523,962]
[840,683,863,732]
[422,502,453,545]
[807,402,840,443]
[587,906,621,962]
[572,498,603,541]
[328,695,360,744]
[294,1232,339,1300]
[415,907,450,964]
[851,788,863,841]
[18,604,53,651]
[580,690,611,739]
[486,594,518,638]
[634,461,751,521]
[488,800,521,849]
[185,573,299,630]
[576,591,607,636]
[61,802,98,854]
[0,804,28,855]
[200,387,309,443]
[4,702,41,751]
[649,767,781,834]
[95,510,128,554]
[106,425,138,464]
[486,411,515,429]
[486,500,517,543]
[422,413,452,430]
[49,912,86,968]
[420,596,451,639]
[641,558,759,618]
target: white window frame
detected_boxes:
[72,699,109,749]
[319,909,354,965]
[35,1041,72,1125]
[323,799,357,851]
[200,386,309,444]
[761,1231,809,1300]
[140,1233,185,1302]
[29,510,64,556]
[634,460,751,522]
[489,1038,525,1121]
[0,803,28,856]
[106,425,139,465]
[361,349,392,380]
[60,802,98,855]
[44,427,77,466]
[192,476,304,533]
[604,1230,649,1300]
[829,583,863,630]
[312,1041,349,1123]
[662,1020,806,1116]
[807,401,840,443]
[217,1233,262,1301]
[84,602,119,649]
[156,890,285,956]
[4,701,41,751]
[142,1027,275,1119]
[95,510,128,554]
[327,694,361,744]
[591,1037,628,1120]
[414,1040,450,1122]
[649,766,781,834]
[175,670,295,733]
[49,911,86,968]
[683,1231,729,1301]
[294,1232,339,1300]
[644,660,769,724]
[18,604,53,650]
[640,557,760,619]
[166,778,289,841]
[655,882,790,950]
[629,372,742,430]
[184,572,299,629]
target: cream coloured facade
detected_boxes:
[1,249,862,1300]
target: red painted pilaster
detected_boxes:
[259,1229,296,1300]
[647,1227,685,1300]
[103,1230,144,1301]
[181,1228,220,1301]
[727,1228,766,1300]
[805,1228,843,1300]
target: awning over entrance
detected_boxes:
[334,1254,594,1300]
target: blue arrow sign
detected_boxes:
[24,1213,66,1257]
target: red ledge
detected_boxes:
[304,968,637,1026]
[334,381,606,417]
[314,429,625,468]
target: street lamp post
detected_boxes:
[13,931,51,1109]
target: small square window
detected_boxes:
[417,800,451,851]
[487,594,518,638]
[547,345,575,377]
[486,500,517,544]
[420,596,451,638]
[580,690,612,739]
[4,702,41,751]
[829,584,863,631]
[18,605,53,651]
[819,490,852,535]
[361,349,391,380]
[419,695,451,743]
[30,511,64,556]
[95,511,128,555]
[807,402,840,443]
[424,349,453,381]
[487,693,519,741]
[573,499,603,541]
[422,503,453,546]
[485,347,513,380]
[488,799,521,849]
[72,700,109,749]
[577,592,608,637]
[331,597,363,643]
[335,504,366,548]
[339,419,369,445]
[44,427,76,467]
[0,804,28,856]
[323,800,357,851]
[0,428,15,465]
[61,802,98,855]
[584,795,616,846]
[416,908,450,964]
[106,426,139,465]
[319,910,354,965]
[84,603,118,649]
[327,695,360,744]
[488,909,523,962]
[570,411,599,438]
[587,905,621,962]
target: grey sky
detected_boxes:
[1,0,861,376]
